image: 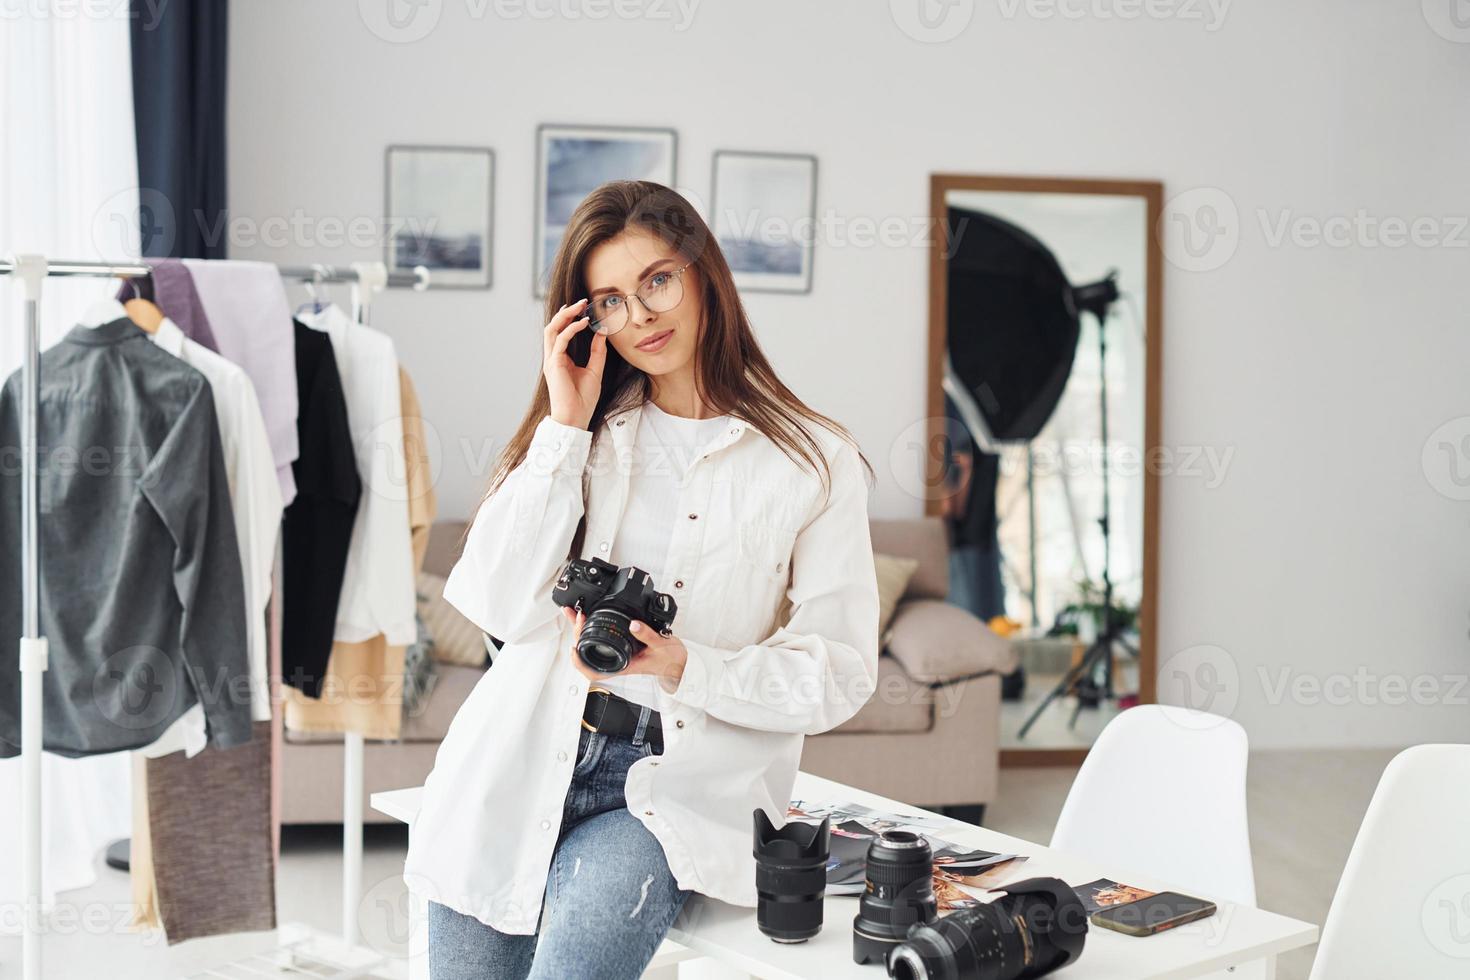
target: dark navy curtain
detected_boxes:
[130,0,228,259]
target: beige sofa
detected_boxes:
[281,518,1016,825]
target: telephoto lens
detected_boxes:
[884,877,1088,980]
[853,831,938,964]
[752,809,831,943]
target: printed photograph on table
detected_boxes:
[711,150,817,294]
[788,799,1030,910]
[1074,877,1159,915]
[534,123,677,297]
[385,145,494,288]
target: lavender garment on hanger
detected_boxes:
[182,259,300,507]
[115,258,221,353]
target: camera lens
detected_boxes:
[883,877,1088,980]
[853,831,937,965]
[577,610,635,673]
[752,811,830,944]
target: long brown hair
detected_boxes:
[483,180,870,511]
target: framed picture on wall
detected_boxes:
[710,150,817,294]
[385,145,494,289]
[535,123,677,297]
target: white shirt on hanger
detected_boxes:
[603,401,733,709]
[297,303,416,646]
[139,317,283,757]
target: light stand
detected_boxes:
[1017,272,1134,740]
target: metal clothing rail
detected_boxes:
[2,254,428,980]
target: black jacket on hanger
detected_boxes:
[280,320,361,696]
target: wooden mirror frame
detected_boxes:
[926,174,1164,767]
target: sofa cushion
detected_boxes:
[869,517,949,600]
[884,599,1018,684]
[874,553,920,640]
[423,521,468,578]
[418,571,488,667]
[285,662,485,745]
[830,654,933,735]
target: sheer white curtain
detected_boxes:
[0,6,141,919]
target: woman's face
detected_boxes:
[582,227,702,378]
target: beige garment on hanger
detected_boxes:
[282,366,436,739]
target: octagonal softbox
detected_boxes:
[945,206,1079,442]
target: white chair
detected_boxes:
[1052,705,1260,979]
[1309,744,1470,979]
[1052,704,1256,905]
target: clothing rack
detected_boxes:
[1,254,428,980]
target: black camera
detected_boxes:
[885,877,1088,980]
[551,558,678,673]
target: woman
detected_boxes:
[406,181,880,979]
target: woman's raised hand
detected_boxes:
[543,298,608,430]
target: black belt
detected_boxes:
[582,687,663,753]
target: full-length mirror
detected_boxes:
[926,175,1162,761]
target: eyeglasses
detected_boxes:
[585,264,690,336]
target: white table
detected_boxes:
[371,773,1316,980]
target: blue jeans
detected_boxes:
[428,720,692,979]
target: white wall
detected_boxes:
[227,0,1470,749]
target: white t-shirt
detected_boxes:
[602,400,732,709]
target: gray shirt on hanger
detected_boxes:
[0,317,253,757]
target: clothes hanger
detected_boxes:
[77,294,129,329]
[119,275,165,334]
[294,265,329,316]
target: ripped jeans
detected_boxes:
[428,721,692,980]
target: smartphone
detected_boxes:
[1090,891,1217,937]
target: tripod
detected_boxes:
[1017,273,1134,740]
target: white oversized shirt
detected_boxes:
[141,318,283,756]
[602,400,734,709]
[404,404,880,934]
[297,304,416,646]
